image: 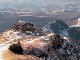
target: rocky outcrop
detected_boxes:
[12,20,36,33]
[0,20,80,60]
[7,33,78,60]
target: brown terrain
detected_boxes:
[0,21,65,60]
[0,13,80,60]
[2,33,63,60]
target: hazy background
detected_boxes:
[0,0,80,32]
[0,0,80,8]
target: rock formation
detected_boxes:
[12,20,36,33]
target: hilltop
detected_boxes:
[0,20,80,60]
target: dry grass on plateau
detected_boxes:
[2,49,44,60]
[0,36,9,44]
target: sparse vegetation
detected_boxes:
[8,41,23,54]
[12,21,36,33]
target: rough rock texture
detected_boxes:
[8,33,80,60]
[12,20,36,33]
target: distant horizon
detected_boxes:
[0,0,80,4]
[0,0,79,9]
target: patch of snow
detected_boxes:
[40,36,46,39]
[63,37,67,40]
[47,33,54,37]
[3,30,23,41]
[70,18,80,27]
[77,18,80,26]
[63,37,70,42]
[19,20,26,23]
[0,44,9,60]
